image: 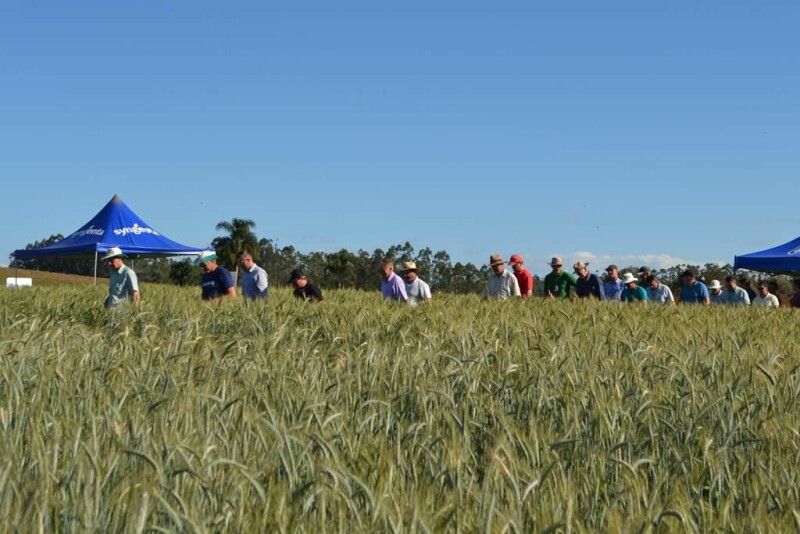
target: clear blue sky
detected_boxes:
[2,1,798,276]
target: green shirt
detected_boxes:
[621,285,647,302]
[543,271,577,299]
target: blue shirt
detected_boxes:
[680,281,710,304]
[241,264,268,300]
[202,266,235,300]
[603,279,625,301]
[381,272,408,301]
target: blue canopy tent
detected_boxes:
[733,236,800,273]
[14,194,205,283]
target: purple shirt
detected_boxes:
[381,272,408,301]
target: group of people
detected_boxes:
[100,246,800,310]
[481,253,800,308]
[101,247,325,308]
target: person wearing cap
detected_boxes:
[679,269,709,305]
[288,268,324,302]
[752,281,779,308]
[645,274,675,305]
[401,261,431,305]
[620,272,647,303]
[603,265,624,302]
[238,251,268,301]
[637,266,653,286]
[102,247,140,309]
[573,261,603,300]
[708,280,725,304]
[380,259,408,302]
[195,250,236,300]
[721,276,750,306]
[543,256,577,299]
[482,254,521,299]
[508,254,534,298]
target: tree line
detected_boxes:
[10,218,792,296]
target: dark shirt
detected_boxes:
[294,282,324,302]
[201,266,235,300]
[745,287,757,301]
[576,273,602,299]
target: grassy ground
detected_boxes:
[1,267,102,287]
[1,285,799,531]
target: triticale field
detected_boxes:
[1,285,799,532]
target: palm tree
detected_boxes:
[211,218,259,283]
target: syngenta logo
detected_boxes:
[69,225,105,238]
[113,224,160,237]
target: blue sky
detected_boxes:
[2,1,798,277]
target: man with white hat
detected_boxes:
[195,250,237,300]
[482,254,521,299]
[708,280,725,305]
[401,261,432,305]
[620,272,647,303]
[543,256,577,299]
[102,246,140,309]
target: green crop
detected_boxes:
[1,285,799,532]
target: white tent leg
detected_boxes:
[94,251,98,286]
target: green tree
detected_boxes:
[11,234,96,276]
[169,258,196,286]
[212,218,259,281]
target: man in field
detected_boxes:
[737,275,757,302]
[620,272,647,303]
[637,266,653,285]
[482,254,521,299]
[573,260,603,300]
[679,269,709,305]
[721,276,750,306]
[543,256,577,299]
[708,280,725,304]
[645,274,675,304]
[401,261,432,305]
[288,268,324,302]
[603,265,624,302]
[238,251,268,301]
[102,246,140,309]
[508,253,534,298]
[380,259,408,302]
[752,282,779,308]
[196,250,237,300]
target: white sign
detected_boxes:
[6,277,33,288]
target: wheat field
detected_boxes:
[1,284,799,532]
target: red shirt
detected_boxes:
[514,268,534,298]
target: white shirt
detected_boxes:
[405,277,432,305]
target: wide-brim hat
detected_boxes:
[489,254,504,267]
[401,261,418,273]
[101,247,127,261]
[573,260,589,272]
[548,256,563,267]
[708,280,722,290]
[194,250,218,266]
[621,272,637,285]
